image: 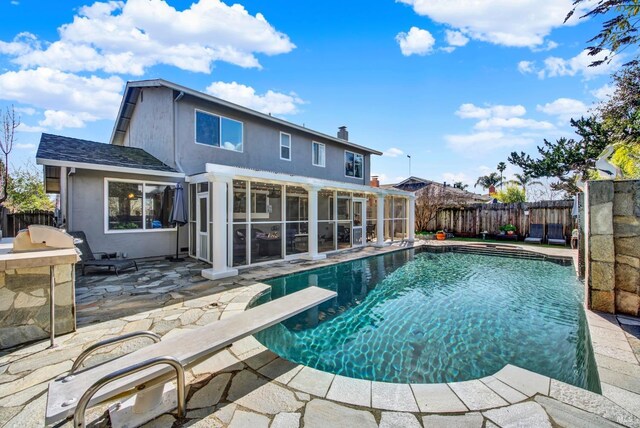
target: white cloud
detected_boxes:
[396,27,435,56]
[442,172,470,185]
[445,30,469,47]
[39,110,98,129]
[541,49,621,79]
[15,143,36,150]
[397,0,587,48]
[517,60,535,74]
[455,103,526,119]
[531,40,559,52]
[205,81,305,115]
[17,123,45,133]
[445,131,534,154]
[474,117,554,131]
[0,0,295,76]
[591,83,614,101]
[383,147,405,157]
[14,106,36,115]
[537,98,590,122]
[0,67,124,128]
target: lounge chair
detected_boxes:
[524,223,543,244]
[46,286,336,427]
[69,231,138,275]
[547,223,567,246]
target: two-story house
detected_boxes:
[36,79,414,279]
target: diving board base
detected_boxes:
[109,383,176,428]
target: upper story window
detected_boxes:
[195,110,243,152]
[345,151,364,178]
[312,142,325,167]
[280,132,291,161]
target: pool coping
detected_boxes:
[223,242,640,420]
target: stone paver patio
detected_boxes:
[1,241,639,427]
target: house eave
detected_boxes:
[36,158,186,179]
[203,163,413,197]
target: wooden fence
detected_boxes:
[4,210,56,237]
[435,200,576,238]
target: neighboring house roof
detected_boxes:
[36,133,184,178]
[110,79,383,156]
[383,176,490,201]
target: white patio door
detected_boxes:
[196,193,210,261]
[352,199,366,247]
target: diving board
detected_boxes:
[46,286,336,426]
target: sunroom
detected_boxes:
[187,163,415,279]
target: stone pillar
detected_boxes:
[303,186,326,261]
[201,176,238,280]
[586,180,615,313]
[408,196,416,242]
[375,195,387,247]
[612,180,640,316]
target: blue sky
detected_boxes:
[0,0,622,193]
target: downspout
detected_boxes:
[66,168,75,230]
[173,91,185,173]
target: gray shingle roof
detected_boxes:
[37,133,179,174]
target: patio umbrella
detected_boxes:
[169,183,188,262]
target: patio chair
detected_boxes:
[524,223,544,244]
[69,231,138,275]
[547,223,567,246]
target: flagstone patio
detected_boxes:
[1,241,639,427]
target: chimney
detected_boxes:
[337,126,349,141]
[370,176,380,188]
[489,185,496,194]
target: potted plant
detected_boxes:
[500,224,517,235]
[435,230,446,240]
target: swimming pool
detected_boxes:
[253,247,599,391]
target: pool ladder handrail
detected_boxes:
[73,355,186,428]
[69,331,162,375]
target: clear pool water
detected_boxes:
[254,248,599,390]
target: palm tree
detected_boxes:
[497,162,507,189]
[453,181,469,191]
[508,173,543,192]
[474,172,502,191]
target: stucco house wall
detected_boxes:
[122,87,371,185]
[69,169,187,260]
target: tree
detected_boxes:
[566,0,640,67]
[453,181,469,190]
[474,172,502,191]
[3,163,55,213]
[495,185,526,203]
[508,116,611,194]
[414,184,467,232]
[507,173,543,191]
[0,106,19,205]
[497,162,507,189]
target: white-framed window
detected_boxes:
[312,142,325,167]
[104,178,177,233]
[280,132,291,161]
[345,151,364,178]
[195,109,243,152]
